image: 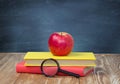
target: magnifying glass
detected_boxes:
[40,58,80,78]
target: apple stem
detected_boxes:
[61,32,62,36]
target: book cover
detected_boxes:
[16,61,94,77]
[24,52,96,66]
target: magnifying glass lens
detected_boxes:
[42,59,58,77]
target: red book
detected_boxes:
[16,61,94,76]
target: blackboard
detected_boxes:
[0,0,120,53]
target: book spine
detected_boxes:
[16,64,41,74]
[16,62,92,76]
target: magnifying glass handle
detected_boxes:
[59,69,80,78]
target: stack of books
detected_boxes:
[16,52,96,76]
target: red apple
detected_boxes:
[48,32,74,56]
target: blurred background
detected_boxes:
[0,0,120,53]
